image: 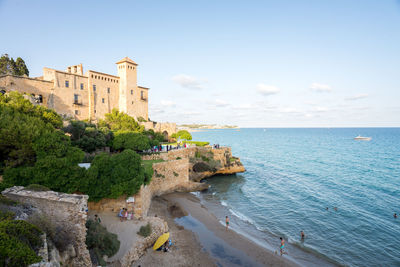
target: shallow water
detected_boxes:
[175,214,262,267]
[192,128,400,267]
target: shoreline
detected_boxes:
[135,192,299,267]
[164,192,299,267]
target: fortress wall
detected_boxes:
[0,75,53,106]
[87,71,120,120]
[134,158,191,217]
[2,186,92,267]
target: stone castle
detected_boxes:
[0,57,176,137]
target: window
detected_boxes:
[75,110,78,115]
[80,83,84,90]
[141,91,144,99]
[65,80,69,87]
[74,94,78,102]
[131,101,134,104]
[94,110,96,113]
[38,95,43,103]
[130,90,133,95]
[107,87,110,93]
[93,85,96,91]
[102,98,105,103]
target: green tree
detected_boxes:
[112,131,151,152]
[14,57,29,76]
[99,109,144,132]
[84,150,148,201]
[0,54,29,76]
[176,130,192,141]
[63,121,112,153]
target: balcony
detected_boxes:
[141,97,147,102]
[73,100,83,106]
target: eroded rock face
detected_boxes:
[2,186,91,267]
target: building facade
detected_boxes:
[0,57,149,121]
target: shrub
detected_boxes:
[176,157,181,160]
[113,131,151,152]
[0,219,43,266]
[99,109,144,132]
[0,210,15,221]
[137,223,151,237]
[84,150,147,201]
[86,219,120,266]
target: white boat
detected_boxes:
[354,135,372,141]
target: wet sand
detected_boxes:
[134,192,298,267]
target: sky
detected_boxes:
[1,0,399,127]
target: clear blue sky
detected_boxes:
[1,0,399,127]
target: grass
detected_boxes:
[142,159,164,179]
[137,223,152,237]
[164,141,210,147]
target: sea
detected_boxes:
[190,128,400,267]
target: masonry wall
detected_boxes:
[1,186,92,267]
[134,158,191,217]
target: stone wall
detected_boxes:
[117,216,168,267]
[141,121,177,139]
[2,186,92,267]
[134,158,207,217]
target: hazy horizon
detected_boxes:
[1,0,399,127]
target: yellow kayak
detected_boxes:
[153,232,170,250]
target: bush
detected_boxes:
[137,223,151,237]
[113,131,151,152]
[0,210,15,221]
[86,219,120,266]
[0,219,43,266]
[84,150,148,201]
[175,130,192,141]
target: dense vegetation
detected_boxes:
[0,214,43,266]
[86,219,120,266]
[0,54,29,77]
[137,223,152,237]
[0,92,156,201]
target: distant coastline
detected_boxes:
[178,124,239,131]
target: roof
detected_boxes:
[138,86,150,90]
[115,57,138,65]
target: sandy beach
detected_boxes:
[134,192,298,267]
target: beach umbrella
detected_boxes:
[153,232,170,250]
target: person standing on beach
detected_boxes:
[225,216,229,230]
[280,237,285,255]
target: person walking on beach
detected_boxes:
[280,237,286,256]
[225,216,229,230]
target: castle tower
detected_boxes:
[116,57,138,117]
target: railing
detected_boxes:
[73,100,83,105]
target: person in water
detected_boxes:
[225,216,229,230]
[280,237,285,255]
[300,231,305,240]
[394,213,398,219]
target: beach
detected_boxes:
[134,192,298,267]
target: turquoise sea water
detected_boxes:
[191,128,400,267]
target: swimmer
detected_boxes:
[225,216,229,230]
[326,207,329,210]
[300,231,305,240]
[394,213,398,219]
[334,207,338,211]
